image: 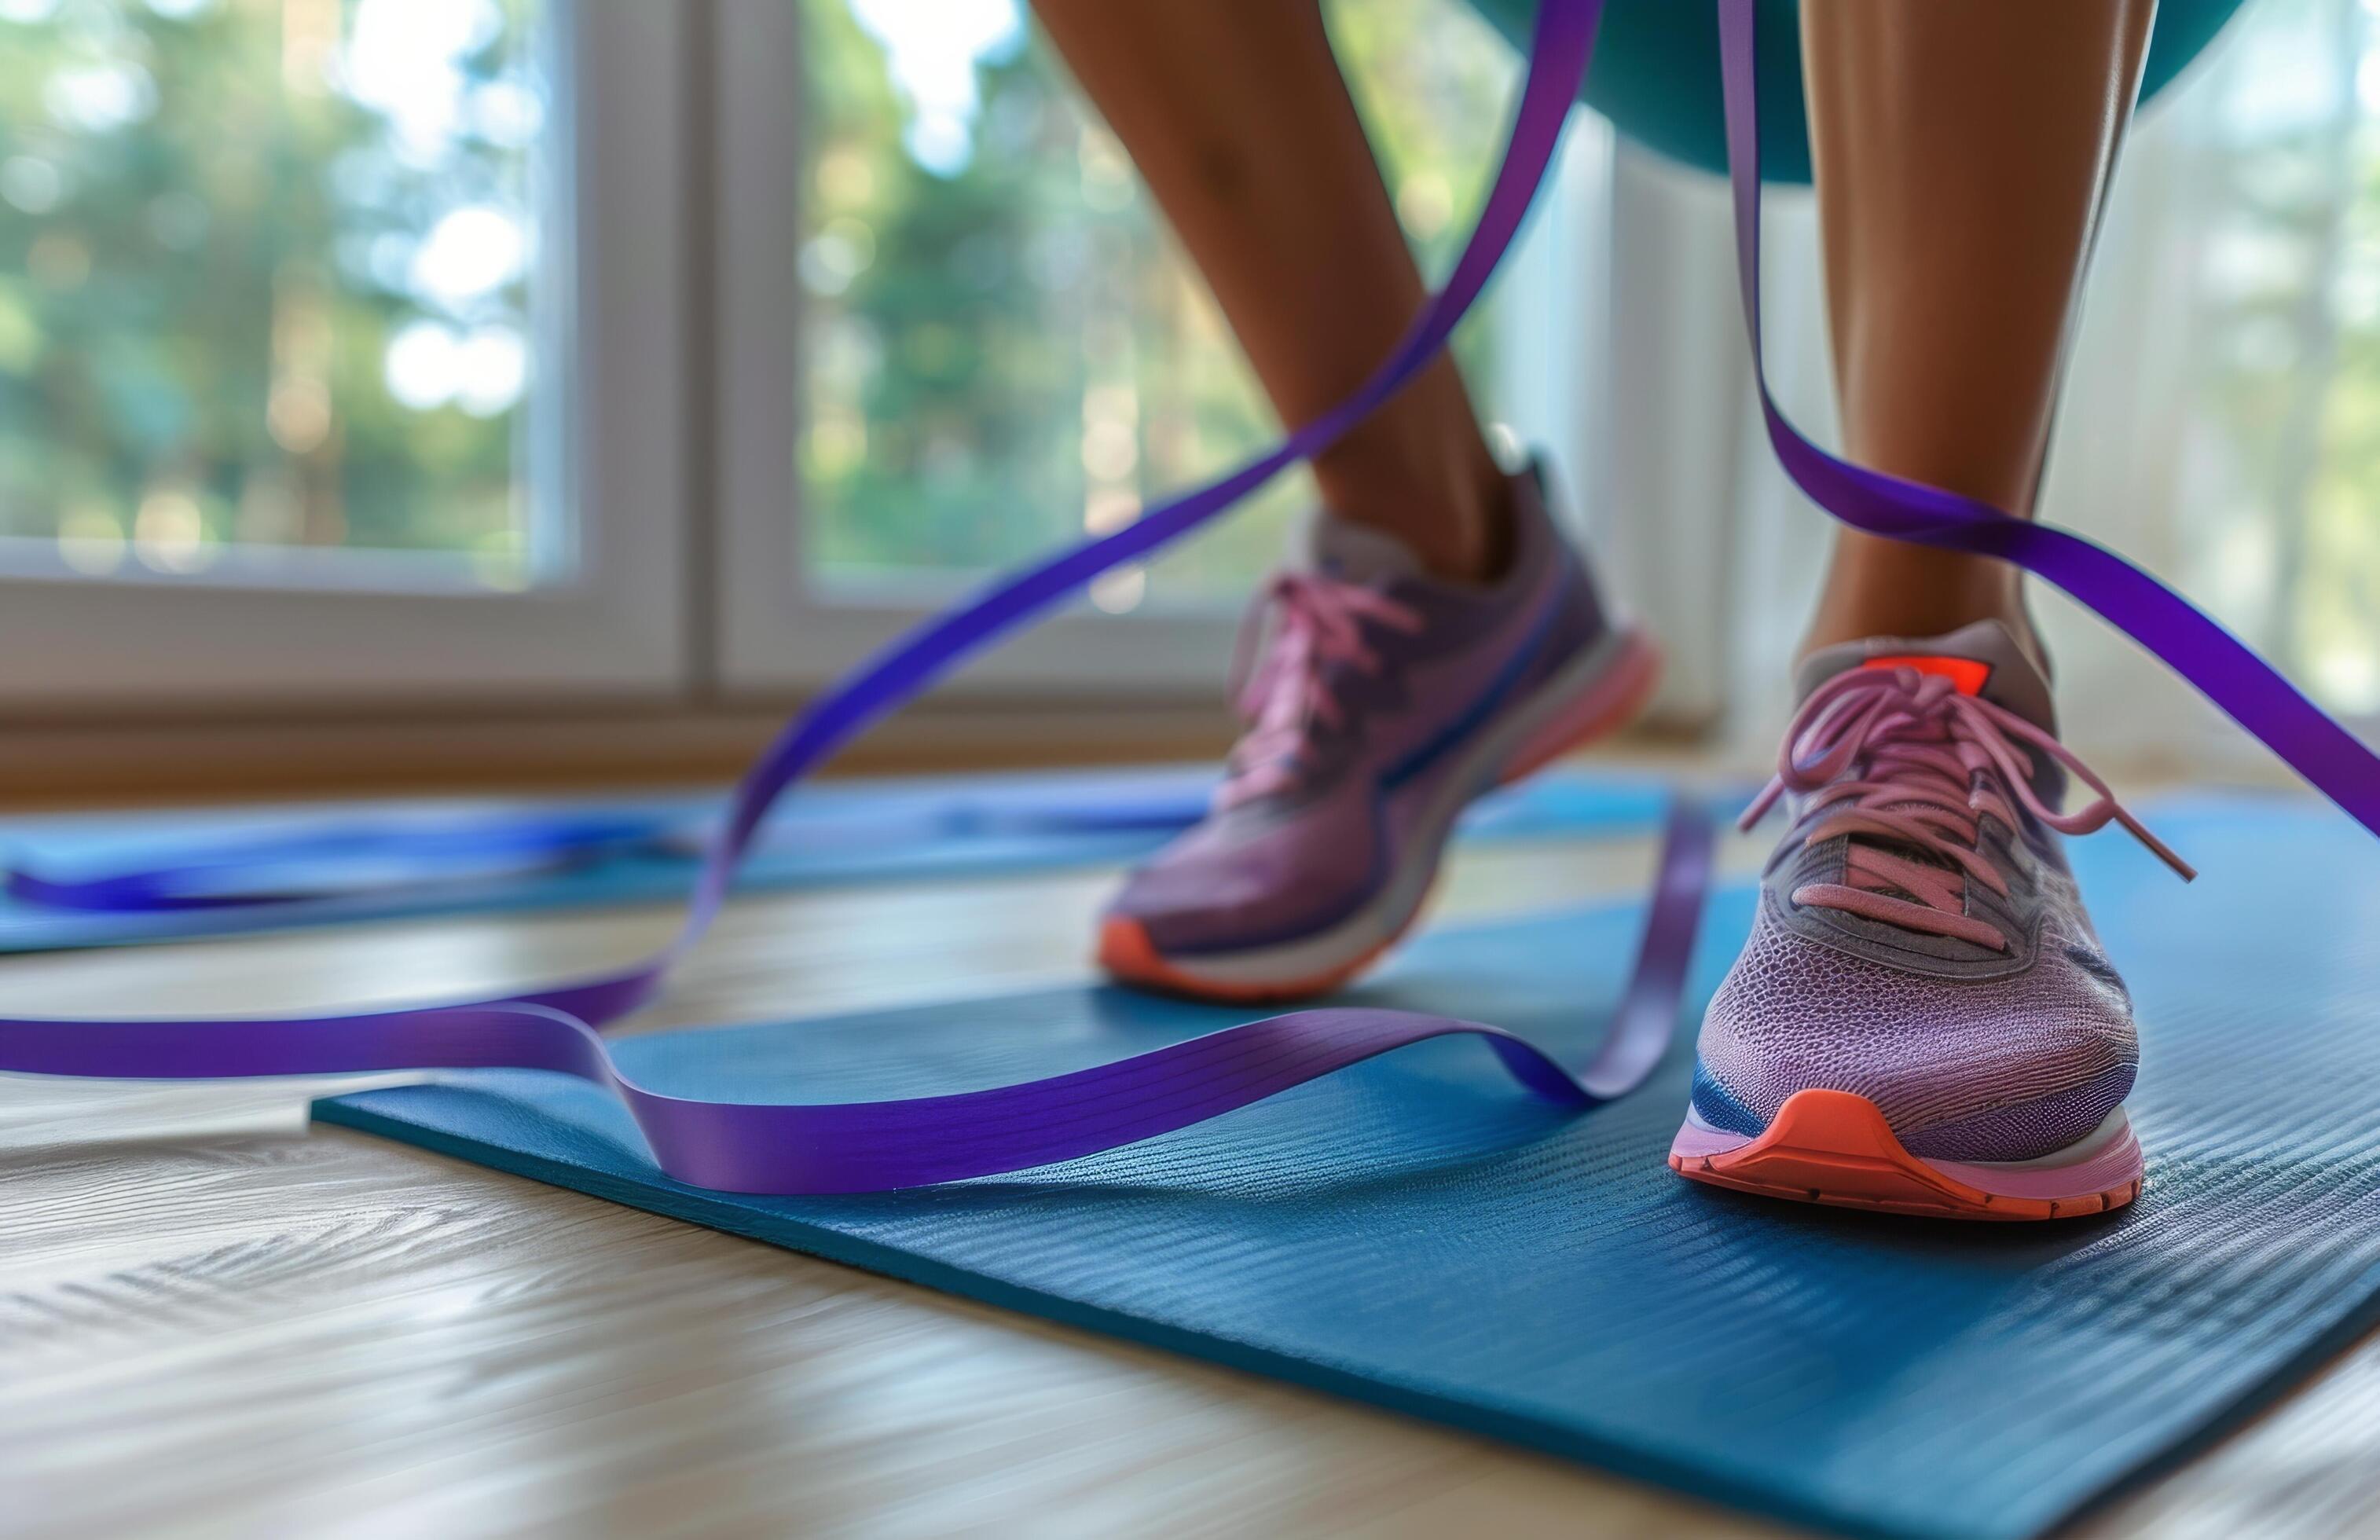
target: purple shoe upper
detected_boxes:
[1106,464,1615,958]
[1693,621,2194,1162]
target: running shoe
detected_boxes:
[1670,621,2192,1219]
[1097,463,1660,1002]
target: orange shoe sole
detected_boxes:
[1095,912,1402,1005]
[1669,1088,2143,1222]
[1097,630,1663,1005]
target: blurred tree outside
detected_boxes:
[0,0,543,588]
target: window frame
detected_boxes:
[0,0,691,713]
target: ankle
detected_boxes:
[1799,541,2044,669]
[1312,441,1511,584]
[1304,347,1509,582]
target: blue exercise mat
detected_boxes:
[314,792,2380,1540]
[0,765,1666,954]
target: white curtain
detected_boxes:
[1524,0,2377,777]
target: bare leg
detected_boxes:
[1800,0,2157,659]
[1032,1,1509,580]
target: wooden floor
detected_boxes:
[8,827,2380,1538]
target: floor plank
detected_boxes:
[1,824,2369,1538]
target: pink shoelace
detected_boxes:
[1217,570,1425,808]
[1740,664,2195,949]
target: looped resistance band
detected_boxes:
[1,0,1713,1196]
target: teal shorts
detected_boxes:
[1461,0,2251,184]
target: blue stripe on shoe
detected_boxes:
[1689,1058,1769,1137]
[1381,565,1578,793]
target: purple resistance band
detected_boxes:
[1,0,1711,1197]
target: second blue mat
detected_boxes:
[317,794,2380,1540]
[0,764,1664,954]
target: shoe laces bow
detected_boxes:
[1740,664,2194,949]
[1216,569,1425,808]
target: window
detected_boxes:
[0,0,550,588]
[0,0,686,706]
[0,0,1602,711]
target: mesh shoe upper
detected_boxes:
[1104,463,1610,956]
[1692,622,2191,1162]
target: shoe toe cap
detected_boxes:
[1103,794,1379,955]
[1696,901,2137,1162]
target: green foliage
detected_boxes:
[0,0,537,581]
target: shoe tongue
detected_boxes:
[1302,507,1425,586]
[1794,618,2057,733]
